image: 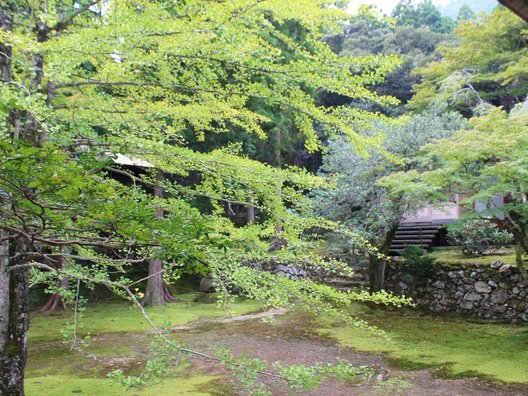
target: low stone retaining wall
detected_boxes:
[385,261,528,321]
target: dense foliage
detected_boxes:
[326,6,454,115]
[391,0,455,33]
[2,0,527,393]
[447,219,514,256]
[409,7,528,113]
[0,1,410,393]
[312,107,465,252]
[383,105,528,273]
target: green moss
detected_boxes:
[25,374,224,396]
[26,294,254,395]
[429,248,526,266]
[318,309,528,383]
[29,293,262,342]
[26,345,96,378]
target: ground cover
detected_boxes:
[26,294,528,395]
[26,293,259,395]
[428,248,526,266]
[29,293,261,343]
[318,307,528,384]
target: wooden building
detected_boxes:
[499,0,528,21]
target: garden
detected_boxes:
[1,0,528,395]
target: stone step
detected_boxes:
[397,224,442,230]
[390,222,443,255]
[391,242,431,247]
[392,238,434,243]
[326,280,369,288]
[395,230,437,235]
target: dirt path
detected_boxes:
[174,312,528,396]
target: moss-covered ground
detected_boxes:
[29,293,261,343]
[26,293,260,395]
[318,306,528,384]
[429,248,526,266]
[26,293,528,395]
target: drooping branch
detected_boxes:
[16,261,284,379]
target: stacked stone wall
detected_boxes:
[386,261,528,321]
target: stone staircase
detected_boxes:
[389,222,443,255]
[325,272,370,291]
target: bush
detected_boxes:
[401,246,435,267]
[447,219,513,256]
[400,246,434,284]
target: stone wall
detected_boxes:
[385,261,528,322]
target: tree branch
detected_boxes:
[52,0,102,34]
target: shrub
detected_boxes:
[447,219,513,256]
[400,246,434,284]
[401,246,435,267]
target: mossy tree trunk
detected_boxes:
[0,5,33,393]
[0,234,30,396]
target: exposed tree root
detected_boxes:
[39,293,67,313]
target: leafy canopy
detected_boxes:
[409,7,528,113]
[0,0,409,331]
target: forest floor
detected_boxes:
[26,293,528,395]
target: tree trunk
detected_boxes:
[268,129,285,252]
[273,129,282,235]
[1,6,30,394]
[504,215,528,279]
[40,256,69,312]
[0,235,30,396]
[368,226,398,292]
[144,257,165,306]
[143,170,173,306]
[247,192,256,225]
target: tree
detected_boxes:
[409,7,528,113]
[326,10,453,115]
[456,5,475,23]
[391,0,455,33]
[0,0,406,393]
[382,103,528,277]
[312,105,466,290]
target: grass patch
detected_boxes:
[429,248,526,266]
[26,293,255,395]
[29,293,262,343]
[318,308,528,383]
[25,374,227,396]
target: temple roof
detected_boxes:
[499,0,528,21]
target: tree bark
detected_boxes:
[368,226,398,292]
[39,255,69,312]
[1,5,30,394]
[144,257,165,306]
[143,170,173,306]
[268,129,285,253]
[273,129,282,235]
[0,237,30,396]
[515,243,527,280]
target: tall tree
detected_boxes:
[409,7,528,113]
[313,106,466,290]
[392,0,455,33]
[383,104,528,276]
[0,0,405,392]
[456,4,475,23]
[325,9,453,115]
